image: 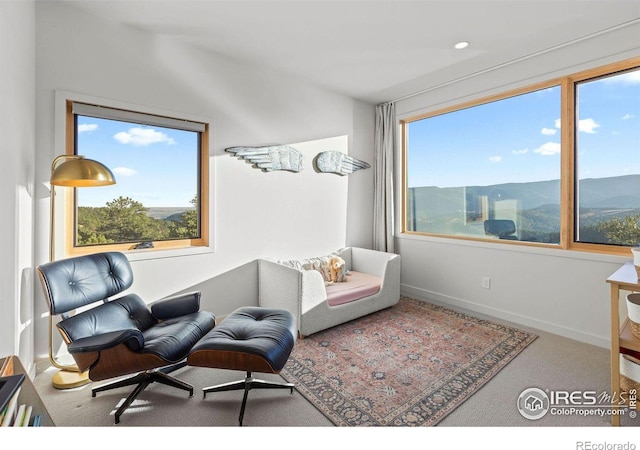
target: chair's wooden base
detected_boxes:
[202,371,294,426]
[92,362,192,424]
[52,369,90,390]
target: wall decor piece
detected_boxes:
[226,145,303,172]
[314,151,370,176]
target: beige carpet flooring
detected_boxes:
[31,328,612,427]
[30,303,640,445]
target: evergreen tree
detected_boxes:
[597,214,640,246]
[76,195,198,245]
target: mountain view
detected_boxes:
[407,174,640,245]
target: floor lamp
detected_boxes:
[48,154,116,389]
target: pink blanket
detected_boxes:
[325,271,382,307]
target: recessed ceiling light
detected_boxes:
[454,41,470,50]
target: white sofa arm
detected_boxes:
[258,258,327,323]
[299,270,328,315]
[350,247,399,277]
[258,259,300,316]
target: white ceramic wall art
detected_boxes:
[226,145,304,172]
[314,151,370,176]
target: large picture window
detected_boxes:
[402,58,640,254]
[65,100,209,255]
[405,84,561,244]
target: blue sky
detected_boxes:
[76,117,198,208]
[406,68,640,189]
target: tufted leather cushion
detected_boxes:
[188,307,296,373]
[38,252,133,315]
[58,293,156,345]
[142,311,216,362]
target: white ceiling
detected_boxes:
[64,0,640,104]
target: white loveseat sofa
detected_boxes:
[258,247,401,337]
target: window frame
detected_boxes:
[61,97,210,257]
[401,57,640,256]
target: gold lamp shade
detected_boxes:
[50,155,116,187]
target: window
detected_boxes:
[65,100,209,255]
[405,84,561,244]
[574,68,640,247]
[402,58,640,255]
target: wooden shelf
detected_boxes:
[0,355,54,426]
[619,319,640,354]
[606,262,640,426]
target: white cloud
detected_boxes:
[512,148,528,155]
[622,114,635,120]
[78,123,98,133]
[533,142,560,156]
[578,118,600,134]
[112,167,137,176]
[554,118,561,129]
[541,127,557,135]
[603,70,640,85]
[114,127,176,146]
[489,156,502,163]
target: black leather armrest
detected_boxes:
[67,329,144,354]
[150,291,201,320]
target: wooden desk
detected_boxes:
[606,262,640,426]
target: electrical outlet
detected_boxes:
[481,277,491,289]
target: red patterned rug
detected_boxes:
[281,297,537,426]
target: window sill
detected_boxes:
[123,245,214,262]
[396,232,630,265]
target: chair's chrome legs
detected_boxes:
[92,362,193,424]
[201,371,295,426]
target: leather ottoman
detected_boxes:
[187,306,297,425]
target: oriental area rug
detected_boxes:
[280,296,537,426]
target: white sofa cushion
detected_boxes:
[278,255,332,281]
[278,253,348,283]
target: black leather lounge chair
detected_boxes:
[37,251,216,424]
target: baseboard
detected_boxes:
[401,284,609,349]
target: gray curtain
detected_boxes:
[373,102,395,253]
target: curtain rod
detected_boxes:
[380,17,640,107]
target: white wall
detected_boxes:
[395,21,640,348]
[33,2,375,359]
[0,1,36,367]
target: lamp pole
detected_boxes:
[47,154,115,389]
